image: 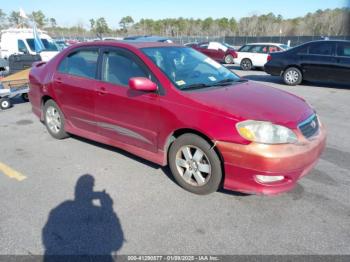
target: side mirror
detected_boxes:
[129,77,157,92]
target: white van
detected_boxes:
[0,28,59,62]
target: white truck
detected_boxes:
[0,28,59,62]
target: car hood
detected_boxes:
[186,81,314,128]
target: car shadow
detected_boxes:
[70,136,247,197]
[42,174,124,262]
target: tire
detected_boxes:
[21,93,29,102]
[283,67,302,86]
[43,100,69,139]
[240,58,252,71]
[0,98,12,110]
[168,134,222,195]
[224,54,234,64]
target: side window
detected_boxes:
[199,43,209,49]
[250,45,265,53]
[18,40,28,53]
[58,49,99,79]
[337,43,350,57]
[269,46,279,53]
[102,51,148,86]
[309,43,334,56]
[239,45,251,52]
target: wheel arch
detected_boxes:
[40,95,54,121]
[164,128,225,185]
[282,64,303,76]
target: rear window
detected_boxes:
[337,43,350,57]
[58,49,99,79]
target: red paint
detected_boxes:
[191,42,237,62]
[29,41,326,195]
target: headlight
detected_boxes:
[236,120,297,144]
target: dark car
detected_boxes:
[190,42,237,64]
[265,40,350,86]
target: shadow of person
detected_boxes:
[42,174,124,262]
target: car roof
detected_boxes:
[70,40,181,49]
[244,43,286,46]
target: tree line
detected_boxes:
[0,8,349,38]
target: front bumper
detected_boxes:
[216,125,327,195]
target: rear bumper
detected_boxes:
[216,125,327,195]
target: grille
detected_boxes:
[298,114,319,139]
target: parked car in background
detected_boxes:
[124,35,173,43]
[29,41,326,195]
[234,43,289,70]
[190,41,238,64]
[54,40,69,51]
[0,57,9,75]
[265,40,350,86]
[0,28,59,61]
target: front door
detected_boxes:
[94,47,160,152]
[333,42,350,83]
[301,42,336,82]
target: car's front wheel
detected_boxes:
[44,100,69,139]
[169,134,222,195]
[283,67,302,86]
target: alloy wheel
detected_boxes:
[45,106,62,134]
[175,145,211,187]
[285,69,300,84]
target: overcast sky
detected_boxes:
[2,0,349,28]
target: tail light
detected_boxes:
[232,51,238,58]
[267,54,272,62]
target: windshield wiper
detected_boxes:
[182,83,212,90]
[212,78,248,86]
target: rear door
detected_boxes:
[334,42,350,83]
[94,47,160,152]
[300,42,336,81]
[52,47,100,133]
[247,45,269,66]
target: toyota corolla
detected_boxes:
[29,41,326,195]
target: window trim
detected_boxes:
[98,46,165,95]
[56,46,100,80]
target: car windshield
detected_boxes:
[26,38,59,52]
[142,46,241,90]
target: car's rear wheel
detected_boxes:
[21,93,29,102]
[169,134,222,195]
[44,100,69,139]
[283,67,302,86]
[0,98,12,110]
[224,54,234,64]
[240,58,252,70]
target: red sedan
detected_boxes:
[29,41,326,195]
[187,41,238,64]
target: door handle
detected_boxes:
[97,87,108,95]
